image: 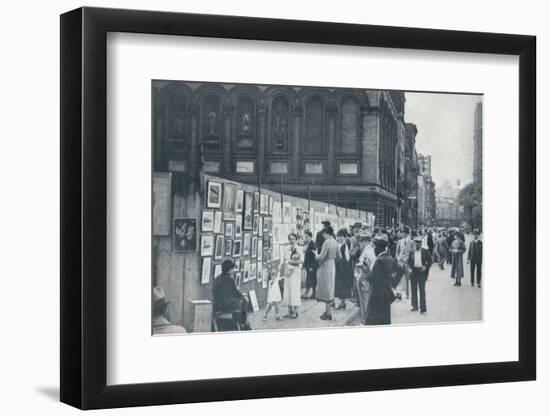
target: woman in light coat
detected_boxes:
[450,234,466,286]
[282,232,303,318]
[315,226,341,320]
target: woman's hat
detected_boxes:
[373,233,388,243]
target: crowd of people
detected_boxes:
[155,220,483,332]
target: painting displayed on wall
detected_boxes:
[201,211,214,232]
[200,234,214,257]
[206,180,222,209]
[232,240,241,257]
[235,221,242,238]
[235,189,244,213]
[243,192,253,230]
[224,239,232,257]
[173,218,197,252]
[225,222,234,238]
[201,257,211,284]
[214,235,224,261]
[223,183,236,220]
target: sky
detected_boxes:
[404,92,482,189]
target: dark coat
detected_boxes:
[315,230,325,255]
[427,232,434,253]
[365,252,401,325]
[407,248,432,280]
[212,273,246,313]
[303,240,318,289]
[468,240,483,264]
[335,241,354,299]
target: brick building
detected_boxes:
[153,81,409,226]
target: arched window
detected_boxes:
[340,97,359,154]
[304,95,324,155]
[202,94,221,152]
[270,96,289,153]
[165,89,186,141]
[236,96,254,151]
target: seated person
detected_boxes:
[212,259,251,330]
[152,286,187,334]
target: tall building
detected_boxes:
[153,81,407,226]
[402,123,419,227]
[417,153,436,226]
[473,102,483,187]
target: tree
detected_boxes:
[458,182,482,230]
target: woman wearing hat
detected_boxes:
[450,234,466,286]
[315,226,341,320]
[334,228,354,310]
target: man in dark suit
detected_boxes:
[467,229,483,288]
[408,236,432,313]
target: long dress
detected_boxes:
[335,241,354,299]
[282,245,303,307]
[435,237,449,266]
[450,239,466,279]
[365,251,400,325]
[315,237,341,303]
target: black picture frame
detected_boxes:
[61,6,536,410]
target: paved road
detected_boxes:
[351,234,482,326]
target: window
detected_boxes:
[236,161,255,174]
[202,94,221,152]
[338,162,359,175]
[304,161,323,175]
[340,98,359,153]
[203,160,220,173]
[236,96,254,151]
[165,90,186,142]
[269,161,289,175]
[270,96,289,153]
[304,96,324,155]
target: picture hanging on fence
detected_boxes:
[206,180,222,209]
[201,211,214,232]
[173,218,197,252]
[201,257,212,285]
[200,234,214,257]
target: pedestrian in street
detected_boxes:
[365,233,402,325]
[282,233,302,319]
[395,226,414,300]
[315,226,341,320]
[335,228,354,310]
[450,234,466,286]
[213,260,252,330]
[427,229,434,255]
[408,237,432,313]
[263,266,283,321]
[152,286,187,334]
[467,229,483,288]
[301,230,317,299]
[435,231,449,270]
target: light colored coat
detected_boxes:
[315,237,341,302]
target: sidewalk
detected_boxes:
[248,298,359,331]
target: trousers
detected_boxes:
[470,261,482,285]
[410,269,427,312]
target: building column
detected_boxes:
[188,103,199,176]
[222,104,234,175]
[257,103,267,181]
[326,102,337,179]
[291,105,302,180]
[362,106,380,185]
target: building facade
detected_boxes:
[153,81,408,226]
[402,123,419,227]
[417,154,436,226]
[473,102,482,188]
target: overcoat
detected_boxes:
[315,237,341,302]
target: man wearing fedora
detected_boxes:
[407,236,433,314]
[467,229,482,288]
[212,259,252,330]
[152,286,187,334]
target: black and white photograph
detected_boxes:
[153,80,484,334]
[173,218,197,252]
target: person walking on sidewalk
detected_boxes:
[395,227,414,300]
[315,226,341,321]
[408,237,432,314]
[302,230,317,299]
[467,229,483,288]
[334,228,354,310]
[435,231,449,270]
[450,234,466,286]
[365,233,402,325]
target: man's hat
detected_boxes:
[152,286,170,310]
[321,219,331,225]
[373,233,388,243]
[413,236,423,243]
[354,222,363,228]
[221,259,236,273]
[473,229,480,234]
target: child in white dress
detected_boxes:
[263,264,284,321]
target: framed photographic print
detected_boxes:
[235,189,244,213]
[173,218,197,252]
[213,211,223,234]
[250,262,257,284]
[234,221,242,238]
[206,180,222,209]
[224,222,234,238]
[234,259,241,271]
[201,211,214,232]
[251,236,258,259]
[257,261,263,282]
[234,272,242,289]
[268,195,274,216]
[214,235,224,261]
[224,239,232,257]
[200,234,214,257]
[201,257,212,285]
[62,6,535,411]
[232,240,241,257]
[243,233,252,257]
[258,216,263,237]
[252,214,259,235]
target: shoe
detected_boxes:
[320,313,333,320]
[477,284,481,288]
[411,307,419,312]
[453,283,458,286]
[276,316,283,321]
[420,310,427,314]
[336,303,346,310]
[471,283,474,287]
[262,315,267,321]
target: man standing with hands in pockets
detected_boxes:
[408,236,432,314]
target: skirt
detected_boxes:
[282,269,302,307]
[267,280,282,303]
